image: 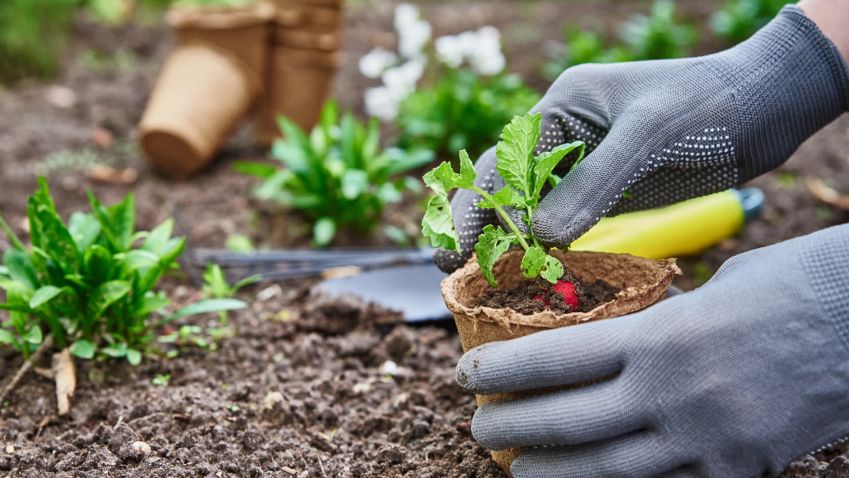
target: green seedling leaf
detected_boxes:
[226,234,254,253]
[162,298,248,324]
[423,151,476,196]
[540,255,565,284]
[0,213,26,251]
[313,218,336,246]
[341,170,368,199]
[142,219,174,255]
[23,325,42,345]
[29,286,62,309]
[531,141,585,205]
[68,212,101,252]
[422,195,459,251]
[84,244,114,280]
[28,184,81,273]
[4,249,38,291]
[70,339,95,359]
[88,280,131,320]
[495,113,541,194]
[475,225,514,288]
[0,329,14,345]
[521,246,565,283]
[476,186,524,209]
[126,348,142,366]
[233,161,278,179]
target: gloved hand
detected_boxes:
[434,5,849,273]
[456,224,849,478]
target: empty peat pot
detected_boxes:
[138,2,273,178]
[441,249,680,474]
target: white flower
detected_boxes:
[381,59,424,95]
[394,4,420,32]
[359,48,398,79]
[398,18,431,59]
[470,50,506,76]
[394,3,431,60]
[365,86,403,121]
[435,35,464,68]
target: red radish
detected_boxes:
[552,280,579,310]
[532,294,549,307]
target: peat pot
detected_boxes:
[441,249,680,474]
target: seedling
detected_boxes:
[236,101,433,246]
[202,263,260,324]
[0,178,246,364]
[422,113,585,303]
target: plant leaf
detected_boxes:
[3,249,38,290]
[476,186,524,209]
[29,286,63,309]
[475,225,514,288]
[495,113,541,194]
[531,141,585,205]
[422,151,476,197]
[232,161,278,179]
[23,325,42,345]
[163,298,248,323]
[341,170,368,199]
[520,246,547,278]
[0,329,14,345]
[0,213,25,251]
[126,348,142,365]
[88,280,131,320]
[421,195,459,250]
[68,212,102,251]
[70,339,95,359]
[313,218,336,246]
[540,255,565,284]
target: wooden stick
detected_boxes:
[0,336,53,408]
[52,348,76,416]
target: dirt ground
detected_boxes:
[2,1,849,476]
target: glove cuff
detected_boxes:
[802,224,849,354]
[714,5,849,179]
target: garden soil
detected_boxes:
[2,1,849,476]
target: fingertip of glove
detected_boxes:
[433,249,467,274]
[532,209,595,247]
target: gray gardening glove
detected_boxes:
[456,224,849,478]
[434,5,849,273]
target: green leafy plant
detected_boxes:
[710,0,790,44]
[543,29,632,80]
[422,113,584,287]
[202,263,259,324]
[0,0,77,83]
[396,70,541,162]
[236,101,433,246]
[618,0,695,61]
[0,178,246,364]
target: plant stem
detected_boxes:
[471,186,531,251]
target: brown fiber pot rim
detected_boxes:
[441,249,681,330]
[167,1,275,30]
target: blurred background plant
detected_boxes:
[710,0,791,44]
[236,101,433,246]
[542,0,695,79]
[0,179,245,364]
[359,4,540,161]
[0,0,245,84]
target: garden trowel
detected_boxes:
[191,188,763,322]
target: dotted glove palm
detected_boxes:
[458,224,849,478]
[435,5,849,273]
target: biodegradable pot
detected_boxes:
[138,2,273,177]
[274,5,343,30]
[255,46,342,144]
[273,26,342,50]
[442,249,681,475]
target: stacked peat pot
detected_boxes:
[138,0,344,177]
[256,0,344,144]
[442,249,681,474]
[139,2,274,177]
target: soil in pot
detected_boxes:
[479,273,621,315]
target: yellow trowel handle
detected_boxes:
[571,189,762,259]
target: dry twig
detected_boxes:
[52,348,76,416]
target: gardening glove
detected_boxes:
[457,224,849,478]
[434,5,849,273]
